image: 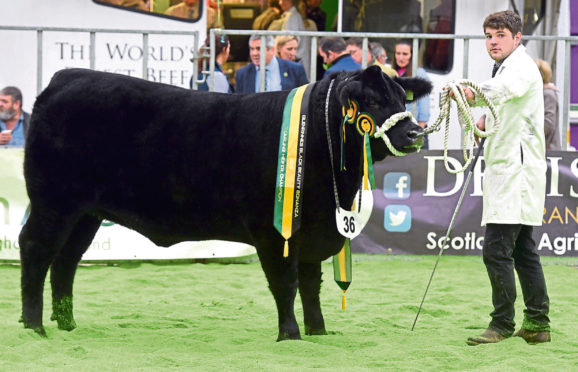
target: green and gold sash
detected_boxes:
[273,84,314,257]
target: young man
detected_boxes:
[456,10,550,346]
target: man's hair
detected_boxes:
[319,37,347,54]
[345,37,363,49]
[0,86,23,106]
[369,42,386,60]
[535,59,552,84]
[249,34,276,49]
[483,10,522,36]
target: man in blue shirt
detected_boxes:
[318,37,361,78]
[235,35,308,94]
[0,86,29,147]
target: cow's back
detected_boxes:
[25,69,289,246]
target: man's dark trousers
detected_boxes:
[482,223,550,336]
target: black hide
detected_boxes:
[19,66,432,340]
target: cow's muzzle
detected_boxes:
[374,111,422,156]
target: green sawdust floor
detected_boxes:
[1,255,577,371]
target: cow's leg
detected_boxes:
[19,208,75,337]
[50,215,101,331]
[298,261,327,336]
[257,245,301,341]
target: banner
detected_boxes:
[352,150,578,257]
[0,148,256,261]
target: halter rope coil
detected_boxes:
[424,80,501,174]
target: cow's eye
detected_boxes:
[366,98,380,109]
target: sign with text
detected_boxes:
[352,150,578,257]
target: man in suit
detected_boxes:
[235,35,308,94]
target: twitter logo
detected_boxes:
[384,205,411,232]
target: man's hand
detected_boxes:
[447,85,475,104]
[0,130,12,145]
[475,115,486,145]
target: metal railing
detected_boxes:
[0,25,200,94]
[208,29,578,150]
[1,25,576,149]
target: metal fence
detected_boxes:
[1,25,576,148]
[0,25,200,94]
[208,29,578,149]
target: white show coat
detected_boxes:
[473,45,546,226]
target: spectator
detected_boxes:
[276,36,298,61]
[235,35,308,93]
[345,38,398,78]
[268,0,316,79]
[193,35,233,93]
[318,37,361,78]
[345,37,369,65]
[370,42,398,77]
[253,0,282,30]
[0,86,29,146]
[535,59,561,150]
[392,39,431,148]
[455,10,551,346]
[305,0,326,32]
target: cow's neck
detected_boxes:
[317,78,365,211]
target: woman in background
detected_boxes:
[275,36,298,61]
[535,58,561,150]
[392,39,431,148]
[192,35,233,93]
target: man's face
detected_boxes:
[346,44,371,65]
[318,48,333,65]
[0,95,17,121]
[485,27,521,62]
[249,39,275,67]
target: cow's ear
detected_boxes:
[361,65,389,94]
[337,78,362,108]
[394,76,433,102]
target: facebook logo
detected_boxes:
[384,205,412,232]
[384,172,410,199]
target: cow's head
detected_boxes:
[335,65,432,161]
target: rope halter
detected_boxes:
[373,111,420,157]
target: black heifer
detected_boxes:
[20,66,431,340]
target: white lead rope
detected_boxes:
[425,80,501,174]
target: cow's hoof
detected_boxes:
[33,326,48,338]
[24,324,47,338]
[277,331,302,341]
[51,313,77,331]
[51,297,76,331]
[305,326,328,336]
